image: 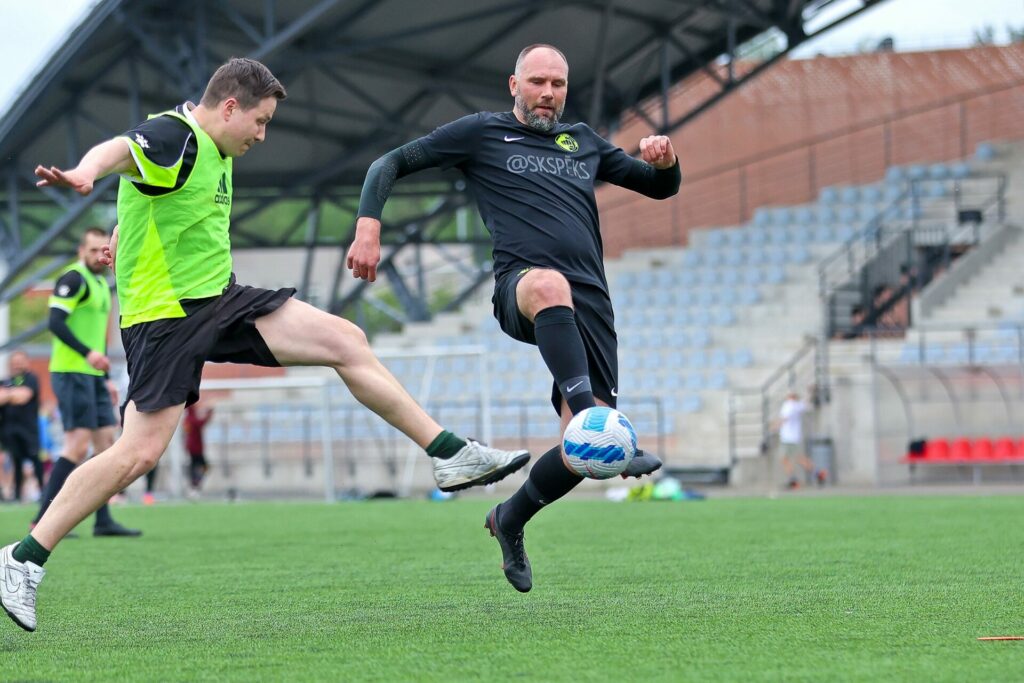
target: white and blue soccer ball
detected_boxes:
[562,406,637,479]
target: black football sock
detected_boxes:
[499,445,583,534]
[426,430,467,459]
[33,456,77,524]
[533,306,596,415]
[94,503,114,528]
[12,535,50,566]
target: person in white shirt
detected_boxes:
[775,391,821,489]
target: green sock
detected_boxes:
[426,430,467,459]
[12,535,51,566]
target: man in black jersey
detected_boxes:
[350,44,680,592]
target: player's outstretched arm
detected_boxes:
[34,138,135,196]
[639,135,677,170]
[349,139,443,281]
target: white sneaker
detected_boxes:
[432,440,530,492]
[0,542,45,632]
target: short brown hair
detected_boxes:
[514,44,568,76]
[80,226,107,245]
[200,58,287,109]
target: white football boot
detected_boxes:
[0,542,45,632]
[432,440,530,492]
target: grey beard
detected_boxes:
[515,96,559,132]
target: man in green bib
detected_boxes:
[33,227,141,538]
[2,58,530,632]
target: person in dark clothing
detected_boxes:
[0,352,44,501]
[350,44,681,592]
[183,402,213,494]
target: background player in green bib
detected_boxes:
[34,227,141,538]
[2,58,529,632]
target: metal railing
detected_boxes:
[728,338,818,462]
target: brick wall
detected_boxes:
[598,44,1024,256]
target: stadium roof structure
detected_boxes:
[0,0,883,343]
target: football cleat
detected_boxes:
[621,449,663,478]
[432,440,529,492]
[484,505,532,592]
[0,543,45,632]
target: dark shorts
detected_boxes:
[51,372,117,432]
[122,275,295,413]
[492,268,618,416]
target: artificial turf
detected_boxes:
[0,495,1022,682]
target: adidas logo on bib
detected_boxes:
[214,173,231,206]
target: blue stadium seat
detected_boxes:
[816,205,836,223]
[767,249,787,266]
[667,308,689,326]
[665,350,686,368]
[794,206,814,225]
[707,372,728,390]
[682,251,701,268]
[714,308,737,326]
[835,225,855,241]
[676,290,695,307]
[651,289,673,307]
[691,309,713,327]
[769,227,789,246]
[740,288,762,305]
[907,164,928,180]
[753,208,772,226]
[813,224,835,243]
[789,247,811,264]
[746,228,768,247]
[884,166,905,184]
[691,329,712,348]
[975,142,996,161]
[791,227,812,244]
[819,186,839,204]
[680,395,703,413]
[862,186,883,203]
[951,162,970,179]
[684,373,706,391]
[720,266,741,284]
[718,288,739,307]
[706,230,726,248]
[743,267,764,286]
[840,186,860,204]
[641,351,661,371]
[698,269,719,287]
[773,207,793,225]
[635,272,656,288]
[732,348,754,367]
[928,163,949,180]
[883,184,904,202]
[726,229,746,247]
[621,354,641,371]
[686,351,708,370]
[696,289,716,307]
[654,270,674,288]
[745,250,767,266]
[703,250,724,267]
[765,266,785,285]
[710,349,730,368]
[837,205,857,223]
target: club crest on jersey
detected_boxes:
[555,133,578,153]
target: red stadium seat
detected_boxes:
[993,438,1016,460]
[949,438,971,461]
[971,438,993,460]
[924,439,949,460]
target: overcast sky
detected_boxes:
[0,0,1021,116]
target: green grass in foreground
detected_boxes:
[0,495,1022,682]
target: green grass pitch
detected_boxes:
[1,495,1022,681]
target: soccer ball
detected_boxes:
[562,406,637,479]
